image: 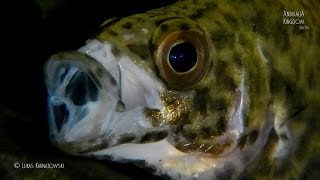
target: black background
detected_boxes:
[2,0,175,179]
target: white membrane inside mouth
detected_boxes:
[45,39,166,152]
[45,52,121,147]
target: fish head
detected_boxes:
[44,4,273,178]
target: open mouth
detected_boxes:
[50,67,100,132]
[45,51,120,150]
[44,43,164,153]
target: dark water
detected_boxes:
[1,0,175,179]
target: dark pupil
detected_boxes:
[168,42,197,73]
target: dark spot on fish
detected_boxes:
[200,126,212,138]
[117,134,136,144]
[299,153,320,179]
[214,20,223,27]
[79,140,109,153]
[127,44,150,60]
[140,131,168,143]
[272,159,293,177]
[274,23,290,51]
[183,131,197,141]
[122,21,132,29]
[238,33,251,46]
[223,12,238,26]
[205,2,218,9]
[189,9,204,20]
[192,0,198,4]
[270,69,285,93]
[95,68,117,87]
[241,153,251,164]
[295,111,318,161]
[217,116,226,133]
[202,116,226,137]
[193,88,209,114]
[271,68,306,120]
[111,46,120,57]
[307,71,315,89]
[248,129,259,144]
[150,42,157,53]
[223,76,237,91]
[317,30,320,46]
[211,30,235,49]
[233,53,243,67]
[279,133,289,141]
[160,24,169,32]
[251,10,266,34]
[214,59,227,77]
[136,17,144,23]
[180,23,190,31]
[238,134,247,149]
[210,98,228,111]
[95,68,104,78]
[107,29,118,36]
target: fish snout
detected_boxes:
[44,51,119,149]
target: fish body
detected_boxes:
[44,0,320,179]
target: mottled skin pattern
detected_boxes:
[58,0,320,179]
[94,0,320,178]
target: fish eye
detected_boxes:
[155,30,211,89]
[168,42,197,73]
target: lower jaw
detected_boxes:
[86,109,273,179]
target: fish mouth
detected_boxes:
[44,51,120,152]
[44,39,165,153]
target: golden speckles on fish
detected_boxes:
[44,0,320,179]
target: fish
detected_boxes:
[44,0,320,179]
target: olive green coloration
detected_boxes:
[95,0,320,178]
